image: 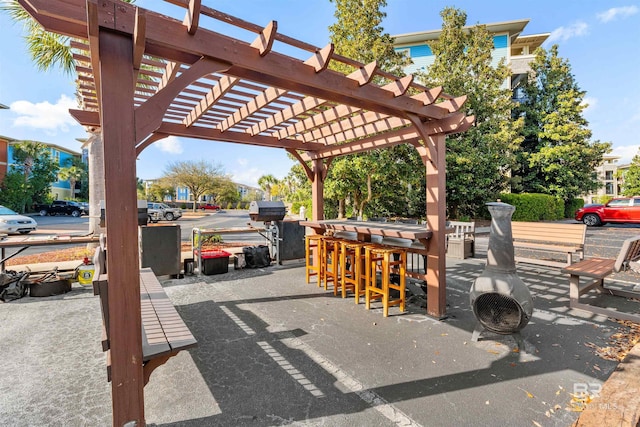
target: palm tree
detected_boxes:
[58,165,86,200]
[258,174,279,201]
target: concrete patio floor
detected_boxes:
[1,237,639,426]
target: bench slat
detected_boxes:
[94,265,197,385]
[511,222,586,267]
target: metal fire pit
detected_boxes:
[469,202,533,351]
[249,201,286,222]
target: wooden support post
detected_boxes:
[99,29,145,425]
[311,158,325,221]
[425,134,447,318]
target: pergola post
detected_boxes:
[99,29,145,425]
[425,134,447,318]
[311,158,325,221]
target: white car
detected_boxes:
[0,205,38,234]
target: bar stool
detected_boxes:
[365,245,407,317]
[339,240,368,301]
[321,236,342,292]
[305,234,323,284]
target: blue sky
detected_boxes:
[1,0,639,187]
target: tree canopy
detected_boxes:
[0,141,59,212]
[162,161,230,211]
[512,45,610,202]
[622,150,640,196]
[419,7,523,219]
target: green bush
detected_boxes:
[498,193,564,221]
[226,202,233,209]
[565,198,585,218]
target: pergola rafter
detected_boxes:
[18,0,474,425]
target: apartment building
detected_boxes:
[392,19,550,99]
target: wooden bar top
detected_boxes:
[300,220,432,240]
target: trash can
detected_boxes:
[196,250,231,275]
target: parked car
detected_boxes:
[0,205,38,234]
[147,202,182,222]
[575,197,640,226]
[36,200,87,217]
[200,203,221,211]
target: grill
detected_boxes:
[247,201,304,264]
[249,201,286,222]
[470,202,533,350]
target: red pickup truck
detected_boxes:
[200,204,221,211]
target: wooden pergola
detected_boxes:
[19,0,473,424]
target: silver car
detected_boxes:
[0,205,38,234]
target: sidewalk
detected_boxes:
[2,237,639,426]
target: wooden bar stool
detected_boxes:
[321,236,342,292]
[365,245,407,317]
[305,234,323,284]
[339,240,368,301]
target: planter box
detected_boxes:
[447,238,473,259]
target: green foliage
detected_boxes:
[512,45,610,202]
[419,8,523,219]
[226,202,233,210]
[593,195,612,205]
[162,160,228,211]
[322,0,413,219]
[565,198,585,218]
[180,203,187,209]
[146,180,175,202]
[0,171,28,212]
[498,193,564,221]
[622,149,640,196]
[257,174,278,201]
[235,201,243,209]
[1,141,59,212]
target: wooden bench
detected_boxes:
[561,235,640,323]
[446,221,475,259]
[93,244,197,385]
[511,221,586,268]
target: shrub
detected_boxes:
[498,193,564,221]
[565,198,585,218]
[226,202,233,209]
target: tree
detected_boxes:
[325,0,411,218]
[1,141,59,212]
[622,150,640,196]
[146,179,175,202]
[419,7,523,219]
[512,45,610,203]
[162,161,227,211]
[58,162,87,200]
[257,174,278,201]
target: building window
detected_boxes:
[605,183,614,195]
[605,171,614,180]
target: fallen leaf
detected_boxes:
[533,421,542,427]
[441,333,448,336]
[545,410,551,418]
[510,362,517,367]
[487,350,501,355]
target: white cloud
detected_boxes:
[612,144,640,164]
[237,158,248,166]
[231,167,264,187]
[10,95,78,133]
[597,6,638,23]
[547,21,589,43]
[582,96,598,114]
[155,136,183,154]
